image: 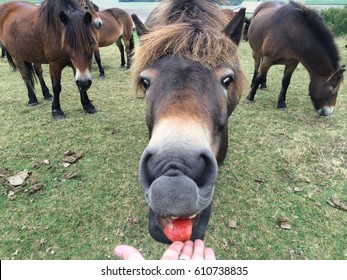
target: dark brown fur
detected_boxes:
[247,1,345,115]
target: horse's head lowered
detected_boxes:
[309,66,345,116]
[132,0,246,244]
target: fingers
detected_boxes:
[191,239,205,260]
[204,247,216,260]
[178,240,194,260]
[114,245,145,260]
[160,241,184,260]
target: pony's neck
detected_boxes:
[299,47,336,80]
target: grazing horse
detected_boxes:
[132,0,246,244]
[246,1,345,116]
[0,0,99,119]
[91,3,134,77]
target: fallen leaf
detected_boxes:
[327,197,347,212]
[279,221,291,230]
[8,191,15,200]
[64,172,78,180]
[228,220,237,229]
[294,187,303,193]
[63,151,83,164]
[42,159,50,165]
[63,162,70,168]
[7,170,30,186]
[277,217,291,230]
[28,184,44,194]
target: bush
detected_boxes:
[320,6,347,36]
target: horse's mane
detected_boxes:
[40,0,96,54]
[61,11,96,54]
[290,1,340,69]
[134,0,244,94]
[40,0,82,29]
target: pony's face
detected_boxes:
[80,0,102,29]
[309,66,345,116]
[138,57,242,243]
[59,11,98,91]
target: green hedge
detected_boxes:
[320,6,347,36]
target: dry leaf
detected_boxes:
[279,221,291,230]
[294,187,303,193]
[63,162,71,168]
[228,220,237,229]
[7,170,30,186]
[277,217,291,230]
[327,197,347,212]
[28,184,44,194]
[42,159,50,165]
[64,172,78,180]
[63,151,83,164]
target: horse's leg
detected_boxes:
[250,54,261,88]
[1,45,6,58]
[80,89,97,114]
[20,62,38,106]
[71,68,97,114]
[116,38,126,68]
[247,57,272,102]
[125,34,134,68]
[277,61,299,111]
[49,64,65,120]
[94,49,105,79]
[33,63,53,100]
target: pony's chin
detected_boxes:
[147,204,212,244]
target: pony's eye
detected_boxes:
[140,77,150,90]
[221,76,233,89]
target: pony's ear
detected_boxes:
[131,14,149,37]
[223,8,246,45]
[59,11,69,25]
[328,65,346,87]
[84,12,92,25]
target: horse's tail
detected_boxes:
[6,51,37,86]
[6,50,17,71]
[129,33,135,54]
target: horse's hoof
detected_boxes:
[28,102,38,107]
[52,109,65,120]
[99,75,105,80]
[278,107,287,112]
[84,106,97,114]
[260,86,267,90]
[120,64,126,69]
[44,93,53,101]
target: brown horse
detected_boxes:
[246,1,345,116]
[91,3,134,78]
[0,0,99,119]
[132,0,245,244]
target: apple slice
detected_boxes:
[164,218,192,242]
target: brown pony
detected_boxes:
[90,3,134,77]
[132,0,245,244]
[0,0,99,119]
[247,1,345,116]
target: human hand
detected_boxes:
[115,239,216,260]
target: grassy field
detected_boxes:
[0,35,346,260]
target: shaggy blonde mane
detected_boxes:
[133,0,245,96]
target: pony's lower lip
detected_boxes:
[157,213,201,229]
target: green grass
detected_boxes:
[0,37,346,260]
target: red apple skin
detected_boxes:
[164,219,192,242]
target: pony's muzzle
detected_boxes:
[93,19,103,29]
[317,106,335,116]
[76,79,92,91]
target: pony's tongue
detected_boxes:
[163,218,192,242]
